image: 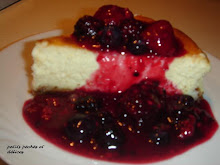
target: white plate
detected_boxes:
[0,30,219,165]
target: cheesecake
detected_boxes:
[23,5,218,164]
[31,9,210,99]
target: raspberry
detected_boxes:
[141,20,178,56]
[94,5,133,26]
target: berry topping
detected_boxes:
[74,15,104,43]
[72,5,184,56]
[94,5,134,26]
[64,113,96,143]
[99,26,122,49]
[141,20,178,56]
[23,82,218,163]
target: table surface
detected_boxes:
[0,0,220,164]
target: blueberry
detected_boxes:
[73,15,104,43]
[96,125,125,150]
[149,130,170,145]
[64,114,97,143]
[97,111,115,127]
[126,37,148,55]
[99,26,122,49]
[75,96,99,113]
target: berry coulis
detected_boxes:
[23,5,218,164]
[23,80,218,163]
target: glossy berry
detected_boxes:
[96,124,125,150]
[167,109,185,125]
[94,5,134,26]
[97,111,115,127]
[149,130,170,145]
[120,81,163,118]
[117,112,136,132]
[99,26,122,49]
[167,95,195,113]
[74,96,99,113]
[166,95,195,126]
[176,114,196,140]
[193,108,215,133]
[141,20,178,56]
[120,92,144,116]
[135,117,147,133]
[74,15,104,43]
[174,95,194,108]
[126,37,148,55]
[64,114,97,142]
[120,19,146,43]
[119,83,144,115]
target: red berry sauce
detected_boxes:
[23,81,218,163]
[23,5,218,164]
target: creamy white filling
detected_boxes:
[32,41,99,91]
[165,53,210,99]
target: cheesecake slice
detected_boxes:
[31,6,210,99]
[24,5,218,163]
